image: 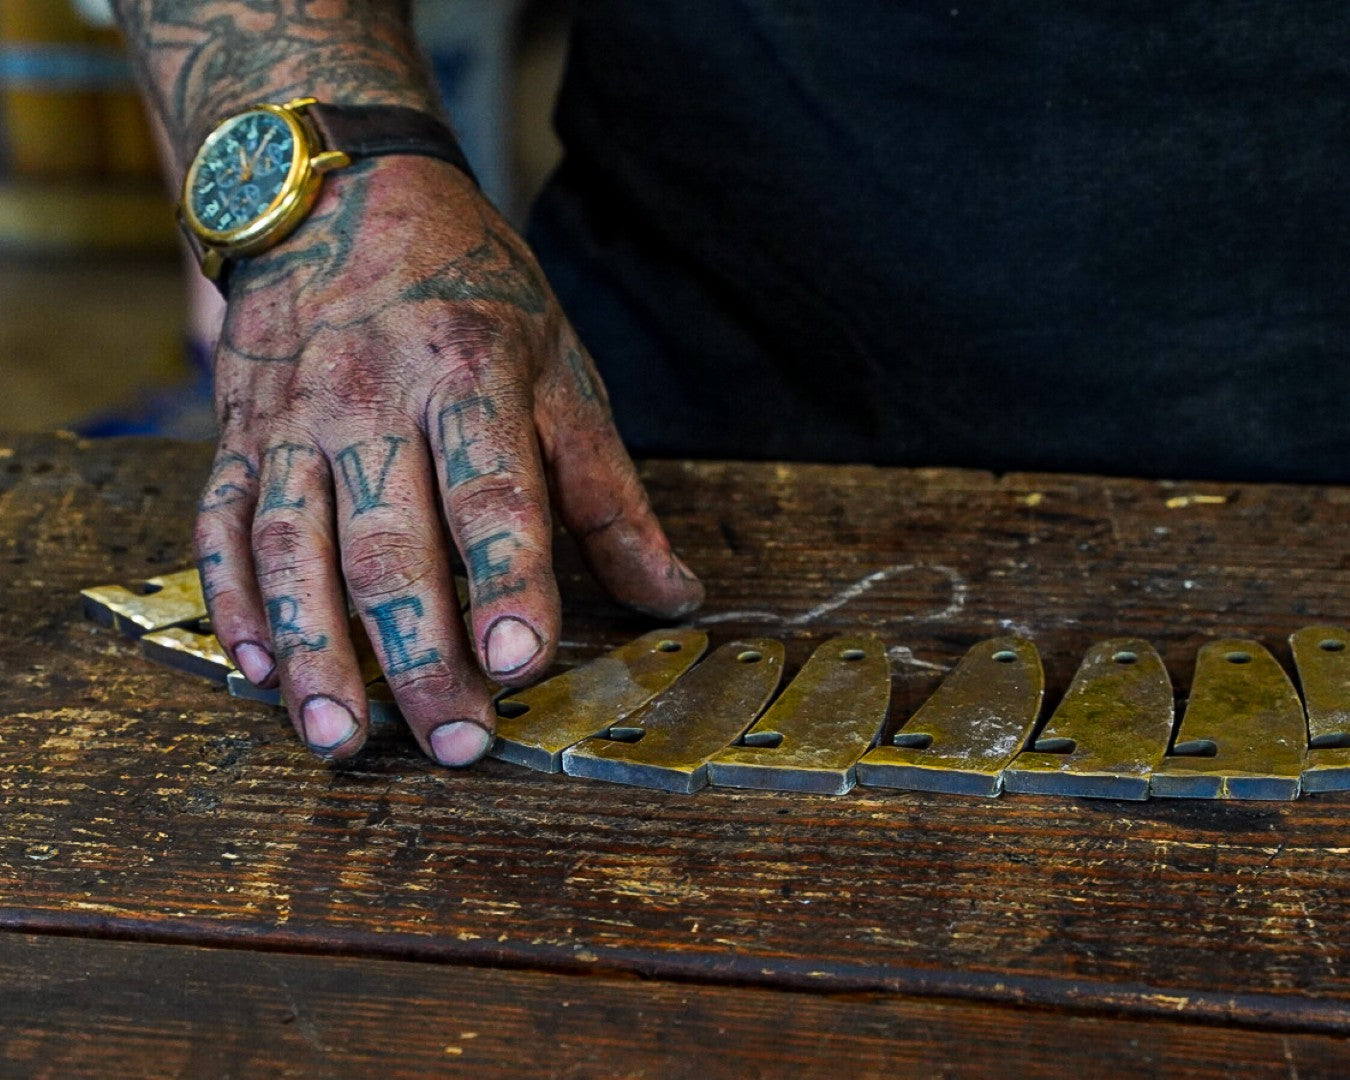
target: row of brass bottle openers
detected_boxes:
[81,569,1350,800]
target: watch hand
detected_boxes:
[238,145,251,182]
[249,130,275,176]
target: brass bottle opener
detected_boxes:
[562,638,784,793]
[1003,639,1174,800]
[1290,625,1350,793]
[1151,639,1306,800]
[491,628,709,772]
[81,569,208,637]
[706,635,890,795]
[856,637,1043,797]
[140,625,235,683]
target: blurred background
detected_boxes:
[0,0,572,436]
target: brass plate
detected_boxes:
[1151,639,1305,801]
[491,629,709,772]
[1290,625,1350,793]
[856,637,1043,797]
[705,635,890,795]
[1003,639,1174,800]
[140,626,235,684]
[81,569,207,638]
[562,638,785,793]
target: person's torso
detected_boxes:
[529,0,1350,481]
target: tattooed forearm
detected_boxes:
[111,1,440,162]
[335,435,405,517]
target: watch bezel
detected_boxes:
[181,101,322,257]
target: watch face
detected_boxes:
[188,109,298,235]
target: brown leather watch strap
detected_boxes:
[307,102,478,185]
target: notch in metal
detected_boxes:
[140,625,235,684]
[562,639,785,793]
[706,635,890,795]
[490,628,709,772]
[1290,626,1350,793]
[856,637,1043,797]
[1003,639,1173,800]
[81,569,207,637]
[1151,639,1305,800]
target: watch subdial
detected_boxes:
[226,183,265,220]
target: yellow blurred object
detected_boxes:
[0,0,159,179]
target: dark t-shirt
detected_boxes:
[527,1,1350,482]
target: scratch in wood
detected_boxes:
[692,563,968,628]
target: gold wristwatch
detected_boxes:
[179,97,475,290]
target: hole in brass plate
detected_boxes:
[892,731,933,750]
[604,726,645,743]
[656,639,682,653]
[740,730,784,748]
[1319,639,1346,653]
[737,650,763,663]
[1310,732,1350,749]
[1172,738,1219,757]
[495,700,529,719]
[992,650,1018,664]
[1225,651,1252,664]
[1033,737,1076,754]
[1112,651,1138,665]
[840,648,866,661]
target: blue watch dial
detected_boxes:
[189,110,297,234]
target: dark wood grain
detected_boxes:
[2,433,1350,1033]
[5,934,1349,1080]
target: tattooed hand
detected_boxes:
[115,1,701,766]
[194,155,703,765]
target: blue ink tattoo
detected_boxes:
[364,595,440,676]
[265,594,328,658]
[260,443,315,513]
[334,435,405,516]
[466,531,526,604]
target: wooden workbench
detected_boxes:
[1,431,1348,1076]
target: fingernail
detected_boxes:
[430,720,493,767]
[234,641,275,685]
[671,555,699,583]
[302,696,358,751]
[485,616,542,675]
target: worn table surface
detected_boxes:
[2,431,1349,1077]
